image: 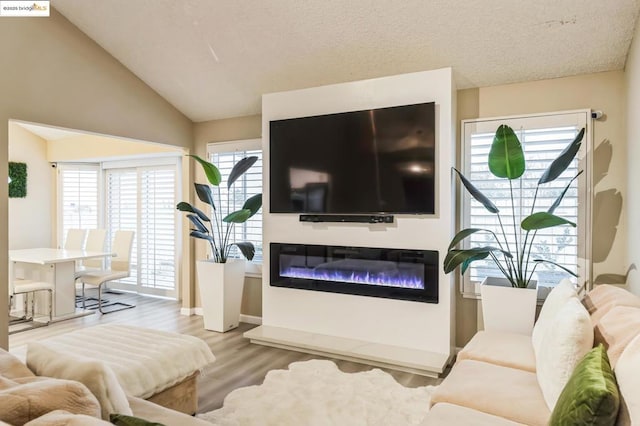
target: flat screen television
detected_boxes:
[269,102,435,214]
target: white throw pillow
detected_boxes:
[536,297,593,410]
[26,343,132,420]
[615,333,640,425]
[531,279,577,359]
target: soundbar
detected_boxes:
[299,214,394,224]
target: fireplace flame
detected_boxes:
[280,266,424,290]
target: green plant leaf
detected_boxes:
[448,228,499,251]
[223,209,252,223]
[461,251,490,275]
[444,246,512,274]
[189,230,213,241]
[533,259,578,277]
[538,128,585,184]
[488,125,525,179]
[228,156,258,189]
[242,193,262,218]
[186,214,208,233]
[521,212,576,230]
[233,242,256,260]
[188,154,222,186]
[548,171,583,214]
[194,183,216,210]
[453,168,499,213]
[176,201,210,222]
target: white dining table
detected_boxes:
[9,248,114,319]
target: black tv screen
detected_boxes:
[269,102,436,214]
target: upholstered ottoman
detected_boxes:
[25,325,215,414]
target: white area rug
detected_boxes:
[199,359,436,426]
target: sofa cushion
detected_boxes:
[24,410,112,425]
[549,344,619,426]
[0,347,35,379]
[536,297,593,410]
[0,376,101,425]
[430,360,550,426]
[456,330,536,372]
[582,284,640,323]
[594,305,640,368]
[532,279,577,358]
[421,403,526,425]
[615,333,640,425]
[27,342,133,420]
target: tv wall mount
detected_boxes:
[299,214,394,224]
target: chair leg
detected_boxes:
[23,295,28,320]
[95,282,135,314]
[82,282,86,310]
[47,289,53,324]
[97,283,103,313]
[31,292,36,320]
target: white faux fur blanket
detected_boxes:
[199,359,435,426]
[26,325,215,399]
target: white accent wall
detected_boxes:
[261,68,456,355]
[626,18,640,295]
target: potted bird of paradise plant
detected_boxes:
[444,125,584,334]
[177,154,262,332]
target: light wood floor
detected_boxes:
[9,292,441,414]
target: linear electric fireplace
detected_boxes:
[270,243,439,303]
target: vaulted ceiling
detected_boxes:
[54,0,640,122]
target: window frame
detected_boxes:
[459,110,592,299]
[56,163,103,248]
[207,138,263,278]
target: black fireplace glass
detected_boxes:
[270,243,438,303]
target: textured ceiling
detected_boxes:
[54,0,640,122]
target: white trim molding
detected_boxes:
[240,314,263,325]
[185,308,262,325]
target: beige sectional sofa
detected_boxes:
[0,347,212,425]
[423,283,640,425]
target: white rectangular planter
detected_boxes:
[480,277,537,335]
[196,259,245,333]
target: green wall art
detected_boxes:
[8,162,27,198]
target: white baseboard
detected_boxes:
[240,314,262,325]
[182,308,262,325]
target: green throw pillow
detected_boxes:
[549,344,620,426]
[109,413,166,426]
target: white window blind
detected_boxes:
[139,167,176,291]
[208,139,263,265]
[105,169,138,287]
[462,112,589,296]
[58,164,100,247]
[104,163,179,297]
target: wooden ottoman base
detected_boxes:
[147,372,199,415]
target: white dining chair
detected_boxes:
[75,228,107,279]
[12,279,54,324]
[78,230,135,314]
[64,229,87,250]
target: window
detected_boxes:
[104,160,180,297]
[208,139,263,273]
[57,164,100,247]
[461,111,590,297]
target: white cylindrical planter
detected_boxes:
[480,277,537,335]
[196,259,245,333]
